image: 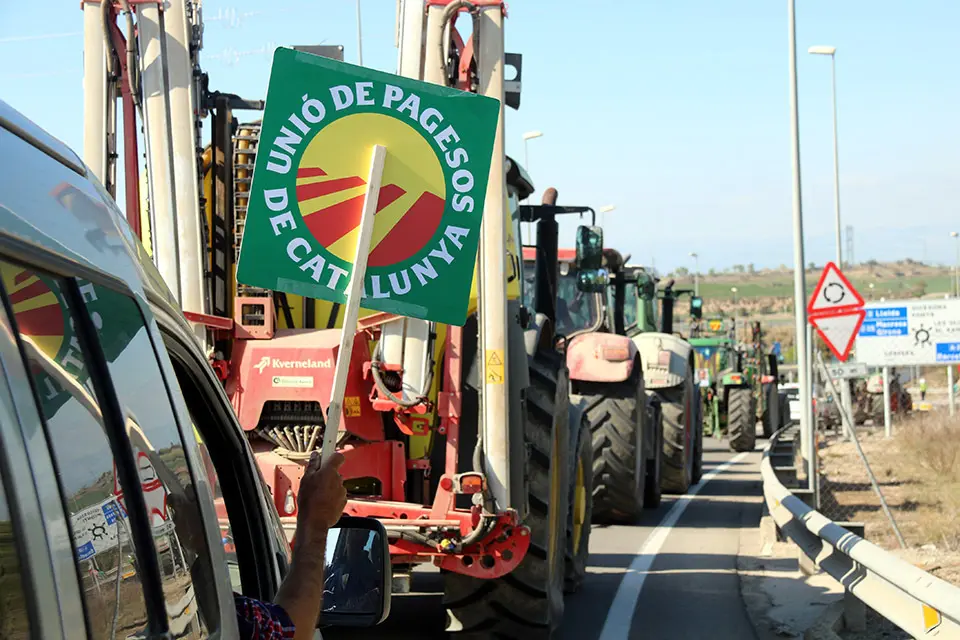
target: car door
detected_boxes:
[0,257,247,638]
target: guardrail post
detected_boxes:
[835,522,867,632]
[792,488,818,575]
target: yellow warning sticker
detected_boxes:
[922,604,941,632]
[485,350,505,384]
[344,396,362,418]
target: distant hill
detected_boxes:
[668,260,953,318]
[666,260,954,361]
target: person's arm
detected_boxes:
[274,451,347,640]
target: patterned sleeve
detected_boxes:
[234,593,296,640]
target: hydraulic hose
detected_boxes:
[101,0,142,107]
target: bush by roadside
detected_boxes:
[817,412,960,586]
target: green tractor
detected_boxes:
[690,319,780,452]
[621,266,705,493]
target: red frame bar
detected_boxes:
[183,311,234,331]
[105,7,141,236]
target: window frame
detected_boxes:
[0,240,185,638]
[0,304,62,638]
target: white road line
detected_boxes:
[598,452,751,639]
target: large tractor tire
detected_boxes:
[727,387,757,452]
[444,351,569,637]
[564,412,593,594]
[584,373,647,524]
[659,374,696,494]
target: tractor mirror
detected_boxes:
[318,516,391,627]
[690,296,703,319]
[575,225,603,271]
[576,268,608,293]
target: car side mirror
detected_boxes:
[690,296,703,319]
[318,516,391,627]
[576,268,608,293]
[575,225,603,271]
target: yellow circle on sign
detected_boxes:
[296,113,447,266]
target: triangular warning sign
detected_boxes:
[807,262,865,316]
[811,310,865,361]
[487,351,503,366]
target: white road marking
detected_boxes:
[598,452,751,639]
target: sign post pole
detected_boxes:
[882,366,892,438]
[320,144,386,463]
[948,365,955,417]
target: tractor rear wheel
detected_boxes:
[761,382,778,438]
[727,387,757,452]
[443,351,569,637]
[659,374,695,494]
[564,412,593,594]
[584,373,647,524]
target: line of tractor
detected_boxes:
[78,0,787,635]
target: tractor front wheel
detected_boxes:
[585,373,647,524]
[565,412,593,593]
[659,374,696,494]
[726,387,757,452]
[443,351,569,638]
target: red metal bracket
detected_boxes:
[183,311,234,332]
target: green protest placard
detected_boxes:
[236,47,500,326]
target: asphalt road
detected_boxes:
[324,439,764,639]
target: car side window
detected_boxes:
[0,473,30,638]
[0,260,150,638]
[73,281,221,637]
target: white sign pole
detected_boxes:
[882,366,892,438]
[320,144,387,464]
[948,365,955,417]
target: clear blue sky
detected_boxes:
[3,1,958,273]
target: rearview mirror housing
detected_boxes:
[575,225,603,271]
[576,268,608,293]
[318,516,391,628]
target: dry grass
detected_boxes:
[818,414,960,585]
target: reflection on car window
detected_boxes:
[0,472,30,638]
[76,288,220,636]
[0,260,149,638]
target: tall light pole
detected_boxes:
[809,45,842,266]
[356,0,363,65]
[951,231,959,297]
[789,0,814,502]
[522,130,543,174]
[689,252,700,295]
[521,131,543,240]
[598,204,615,227]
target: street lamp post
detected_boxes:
[521,131,543,240]
[689,252,700,296]
[809,45,842,267]
[356,0,363,65]
[951,231,959,297]
[731,286,738,303]
[522,130,543,176]
[789,0,814,503]
[598,204,616,227]
[950,231,959,415]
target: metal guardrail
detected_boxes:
[761,426,960,637]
